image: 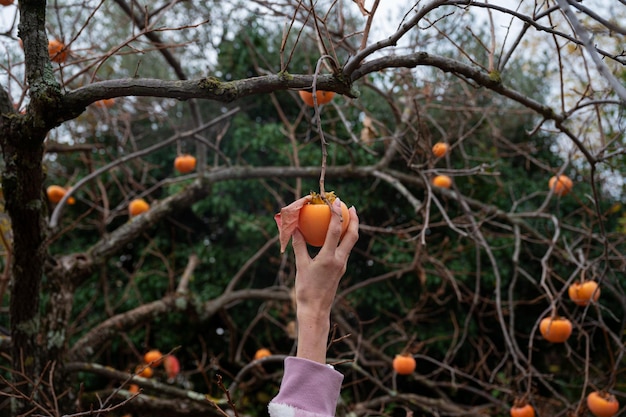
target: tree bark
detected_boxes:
[1,0,66,414]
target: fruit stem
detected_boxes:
[310,55,335,198]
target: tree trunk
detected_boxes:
[1,0,66,413]
[3,136,47,415]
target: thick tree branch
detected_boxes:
[68,287,290,361]
[63,74,355,113]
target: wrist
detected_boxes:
[297,316,330,335]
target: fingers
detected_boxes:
[319,198,344,256]
[336,206,359,260]
[291,228,310,268]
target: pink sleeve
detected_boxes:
[268,357,343,417]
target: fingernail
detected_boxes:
[334,198,341,207]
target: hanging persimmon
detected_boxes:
[298,90,335,107]
[174,154,197,174]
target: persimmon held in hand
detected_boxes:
[174,154,197,174]
[548,175,573,196]
[568,280,600,306]
[392,354,416,375]
[432,142,449,158]
[46,185,76,205]
[298,191,350,247]
[587,391,620,417]
[254,348,272,360]
[539,316,572,343]
[143,349,164,367]
[48,39,68,63]
[432,175,452,189]
[510,403,535,417]
[298,90,335,107]
[129,198,150,217]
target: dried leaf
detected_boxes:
[360,115,378,145]
[360,127,375,145]
[274,195,312,253]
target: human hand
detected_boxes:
[291,198,359,362]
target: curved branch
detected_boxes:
[49,164,373,286]
[457,0,624,64]
[566,0,626,36]
[68,293,190,361]
[65,362,222,417]
[343,0,451,75]
[371,169,422,212]
[351,52,563,123]
[556,0,626,104]
[68,287,291,362]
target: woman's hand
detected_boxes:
[291,198,359,363]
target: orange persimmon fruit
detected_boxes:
[46,185,75,205]
[135,364,154,378]
[587,391,620,417]
[129,198,150,217]
[95,98,115,108]
[254,348,272,360]
[163,355,181,380]
[143,349,164,367]
[48,39,68,63]
[568,280,600,306]
[539,316,572,343]
[298,90,335,107]
[432,142,449,158]
[298,191,350,247]
[0,0,15,6]
[510,403,535,417]
[548,175,573,196]
[392,354,416,375]
[432,175,452,189]
[174,154,197,174]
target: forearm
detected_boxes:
[296,309,331,363]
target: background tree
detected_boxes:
[0,1,624,416]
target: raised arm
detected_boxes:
[269,198,359,417]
